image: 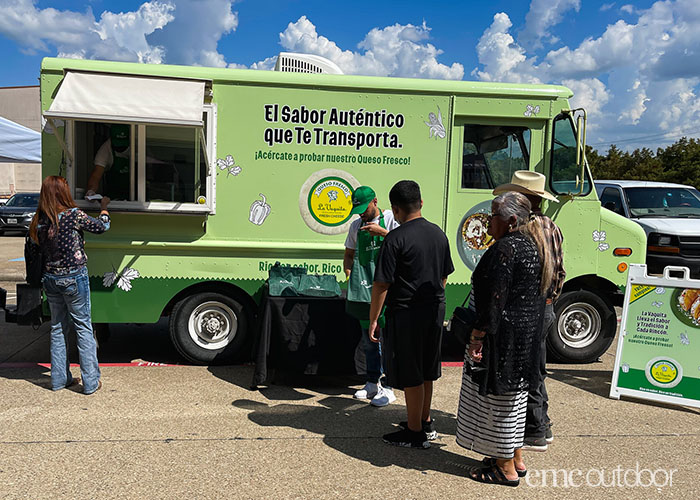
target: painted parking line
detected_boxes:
[0,360,463,368]
[0,361,183,368]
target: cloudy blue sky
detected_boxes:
[1,0,699,152]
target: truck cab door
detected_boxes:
[445,117,545,293]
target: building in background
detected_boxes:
[0,86,41,197]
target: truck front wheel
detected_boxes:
[169,292,252,365]
[547,290,617,363]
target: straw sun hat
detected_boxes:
[492,170,559,202]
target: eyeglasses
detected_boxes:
[488,212,505,220]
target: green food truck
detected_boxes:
[3,55,647,365]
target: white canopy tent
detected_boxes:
[0,116,41,163]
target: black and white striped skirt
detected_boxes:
[456,375,528,459]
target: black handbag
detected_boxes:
[24,235,44,287]
[450,290,476,346]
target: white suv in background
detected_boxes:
[595,180,700,278]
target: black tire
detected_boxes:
[546,289,617,363]
[169,291,252,365]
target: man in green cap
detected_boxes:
[86,124,132,201]
[344,185,399,407]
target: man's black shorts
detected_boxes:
[383,303,445,389]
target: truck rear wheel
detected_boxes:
[169,292,252,365]
[547,290,617,363]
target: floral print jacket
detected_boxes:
[38,208,110,275]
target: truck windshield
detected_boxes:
[5,194,38,208]
[624,187,700,218]
[550,114,592,196]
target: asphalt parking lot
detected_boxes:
[1,234,698,499]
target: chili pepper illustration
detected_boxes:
[249,193,271,225]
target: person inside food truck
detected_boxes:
[86,124,132,201]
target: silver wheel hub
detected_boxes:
[558,301,601,349]
[188,301,238,350]
[204,315,223,334]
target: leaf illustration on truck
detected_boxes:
[524,104,540,117]
[592,230,606,242]
[216,154,242,177]
[424,107,446,139]
[249,193,271,225]
[102,266,141,292]
[592,230,609,252]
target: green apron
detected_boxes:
[105,149,130,200]
[346,212,386,328]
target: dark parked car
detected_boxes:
[0,192,39,235]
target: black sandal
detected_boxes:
[482,457,527,477]
[468,464,520,487]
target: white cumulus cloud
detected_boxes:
[472,13,542,84]
[0,0,237,66]
[147,0,238,67]
[474,0,700,150]
[561,78,610,116]
[255,16,463,79]
[519,0,580,50]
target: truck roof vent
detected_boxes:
[274,52,344,75]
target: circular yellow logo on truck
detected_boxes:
[308,177,354,226]
[645,357,682,389]
[299,169,360,235]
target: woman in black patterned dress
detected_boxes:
[456,191,554,487]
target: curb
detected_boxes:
[0,273,25,281]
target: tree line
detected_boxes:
[586,137,700,190]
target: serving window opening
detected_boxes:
[44,70,214,213]
[68,109,214,212]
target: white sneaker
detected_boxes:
[354,382,379,400]
[370,387,397,407]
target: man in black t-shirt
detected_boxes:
[369,180,455,449]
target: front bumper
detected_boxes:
[647,254,700,278]
[0,215,33,232]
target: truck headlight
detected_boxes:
[648,232,680,254]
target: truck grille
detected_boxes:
[679,236,700,257]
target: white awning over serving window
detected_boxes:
[44,71,207,127]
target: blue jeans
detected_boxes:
[43,267,101,393]
[361,328,390,387]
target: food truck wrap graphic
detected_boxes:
[611,264,700,408]
[5,56,646,364]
